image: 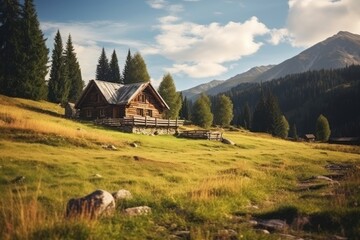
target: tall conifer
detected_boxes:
[122,49,132,84]
[109,50,121,83]
[65,34,83,102]
[96,48,109,81]
[48,30,69,103]
[0,0,24,96]
[213,95,233,127]
[191,94,213,128]
[21,0,48,100]
[158,73,182,119]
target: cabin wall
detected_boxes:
[125,89,164,118]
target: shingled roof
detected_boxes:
[75,80,169,109]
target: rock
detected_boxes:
[66,189,115,219]
[11,176,25,184]
[173,230,190,239]
[222,138,235,145]
[124,206,151,216]
[130,142,138,148]
[108,144,117,150]
[256,219,288,232]
[255,229,270,234]
[112,189,132,201]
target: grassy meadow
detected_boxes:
[0,94,359,239]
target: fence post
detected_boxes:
[155,118,157,127]
[145,116,147,127]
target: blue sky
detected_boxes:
[35,0,360,90]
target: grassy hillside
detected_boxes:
[0,95,359,239]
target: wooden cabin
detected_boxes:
[75,80,169,120]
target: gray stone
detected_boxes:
[222,138,235,145]
[256,219,288,231]
[112,189,132,201]
[130,142,138,148]
[124,206,151,216]
[66,189,115,219]
[173,230,190,239]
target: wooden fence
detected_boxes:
[94,116,184,128]
[179,130,223,141]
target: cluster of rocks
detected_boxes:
[66,189,151,219]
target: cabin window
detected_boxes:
[137,108,144,116]
[86,109,92,117]
[99,108,105,117]
[146,109,153,117]
[137,94,146,103]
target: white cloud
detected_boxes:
[151,16,271,78]
[287,0,360,47]
[146,0,167,9]
[268,28,290,45]
[146,0,184,13]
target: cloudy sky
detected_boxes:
[36,0,360,90]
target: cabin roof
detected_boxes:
[75,80,169,109]
[304,134,316,139]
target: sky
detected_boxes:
[35,0,360,91]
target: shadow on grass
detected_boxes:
[20,104,63,118]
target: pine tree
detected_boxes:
[158,73,182,119]
[191,94,213,128]
[278,115,289,139]
[126,52,150,84]
[252,91,267,132]
[108,50,122,83]
[242,103,251,130]
[266,92,282,136]
[0,0,24,96]
[290,123,298,140]
[180,96,192,120]
[18,0,48,100]
[96,48,110,81]
[65,34,83,102]
[213,94,233,127]
[48,30,69,103]
[316,114,331,142]
[122,49,132,84]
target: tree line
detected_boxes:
[226,65,360,138]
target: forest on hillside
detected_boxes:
[226,65,360,137]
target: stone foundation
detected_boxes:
[119,126,178,135]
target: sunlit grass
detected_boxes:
[0,95,359,239]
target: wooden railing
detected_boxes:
[179,130,223,141]
[94,116,184,128]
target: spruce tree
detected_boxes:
[65,34,83,102]
[278,115,289,139]
[180,96,192,120]
[0,0,24,96]
[48,30,69,103]
[126,52,150,83]
[316,114,331,142]
[122,49,132,84]
[158,73,182,119]
[252,91,267,132]
[191,94,213,128]
[242,103,251,130]
[266,92,282,136]
[213,94,233,127]
[109,50,122,83]
[20,0,48,100]
[290,123,298,140]
[96,48,110,81]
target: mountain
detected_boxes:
[256,31,360,82]
[181,80,223,99]
[206,65,274,96]
[183,65,273,100]
[182,31,360,99]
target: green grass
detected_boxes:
[0,94,359,239]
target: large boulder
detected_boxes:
[66,189,115,219]
[222,138,235,145]
[112,189,132,201]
